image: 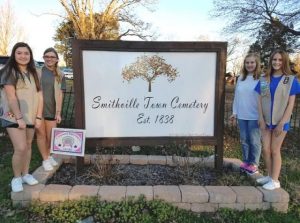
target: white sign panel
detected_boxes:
[82,51,216,138]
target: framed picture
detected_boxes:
[50,128,86,157]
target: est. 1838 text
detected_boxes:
[137,113,174,124]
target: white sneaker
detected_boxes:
[262,180,280,190]
[22,174,38,185]
[256,176,271,185]
[49,156,58,166]
[11,177,23,192]
[43,159,54,171]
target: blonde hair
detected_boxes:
[43,47,62,83]
[265,49,292,80]
[240,53,261,81]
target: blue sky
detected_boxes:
[1,0,225,61]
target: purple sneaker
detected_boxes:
[244,164,258,175]
[240,162,248,172]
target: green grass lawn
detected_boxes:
[0,133,299,222]
[0,137,42,222]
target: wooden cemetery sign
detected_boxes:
[72,40,227,170]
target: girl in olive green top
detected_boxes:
[0,42,43,192]
[36,48,66,171]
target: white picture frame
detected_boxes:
[50,128,86,157]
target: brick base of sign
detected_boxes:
[11,155,289,213]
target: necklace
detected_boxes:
[21,71,31,82]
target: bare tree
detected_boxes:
[196,34,247,78]
[58,0,157,40]
[211,0,300,37]
[226,37,249,76]
[227,38,243,61]
[122,55,179,92]
[0,0,25,55]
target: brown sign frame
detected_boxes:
[72,40,227,170]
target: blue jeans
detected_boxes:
[238,119,262,166]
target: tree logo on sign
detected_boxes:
[122,55,179,92]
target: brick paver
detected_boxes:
[271,202,289,213]
[148,155,166,165]
[191,203,218,212]
[166,156,176,166]
[32,166,55,184]
[98,186,126,202]
[231,186,263,203]
[112,155,130,164]
[129,155,148,165]
[206,186,236,203]
[12,200,31,207]
[245,202,270,211]
[187,157,202,165]
[61,155,75,163]
[11,184,45,201]
[172,202,191,211]
[219,203,245,211]
[171,156,189,166]
[179,185,209,203]
[69,185,99,200]
[258,187,289,203]
[84,155,91,164]
[91,154,116,164]
[126,186,153,200]
[201,156,215,168]
[51,156,63,166]
[153,185,181,203]
[39,184,72,202]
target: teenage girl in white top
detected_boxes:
[230,53,262,175]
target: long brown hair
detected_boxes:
[240,53,261,81]
[265,49,292,79]
[43,47,62,83]
[0,42,41,91]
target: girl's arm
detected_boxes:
[274,95,295,136]
[4,85,26,129]
[257,94,266,131]
[35,90,43,129]
[231,91,237,118]
[55,89,64,124]
[229,80,238,124]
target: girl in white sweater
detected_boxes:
[230,53,262,175]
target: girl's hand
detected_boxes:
[35,119,42,129]
[258,119,266,131]
[229,114,237,126]
[56,114,62,124]
[17,118,26,129]
[274,122,284,137]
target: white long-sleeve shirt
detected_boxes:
[232,74,259,120]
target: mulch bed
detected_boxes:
[47,163,235,186]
